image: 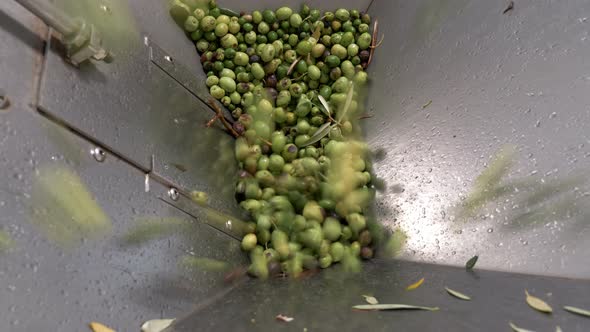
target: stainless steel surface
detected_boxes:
[3,0,590,330]
[168,260,590,332]
[14,0,77,36]
[366,0,590,278]
[0,2,244,330]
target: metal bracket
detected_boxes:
[13,0,111,65]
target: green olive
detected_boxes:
[302,200,324,223]
[319,254,333,268]
[341,225,352,241]
[276,7,293,21]
[271,229,290,259]
[289,13,303,28]
[200,15,216,32]
[323,217,342,241]
[341,60,355,79]
[206,75,219,87]
[296,40,312,55]
[215,22,228,37]
[357,32,372,49]
[300,227,322,250]
[261,187,275,200]
[218,76,236,93]
[293,215,307,232]
[241,233,257,251]
[252,10,263,24]
[209,85,225,99]
[325,55,340,68]
[184,16,199,32]
[220,34,238,48]
[347,213,366,234]
[251,63,265,80]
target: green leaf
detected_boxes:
[445,287,471,301]
[465,255,478,270]
[509,322,536,332]
[352,304,439,311]
[563,305,590,317]
[300,122,333,147]
[336,82,354,124]
[317,95,331,116]
[525,290,552,313]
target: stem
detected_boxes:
[208,98,240,138]
[368,19,378,66]
[287,56,303,76]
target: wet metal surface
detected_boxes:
[168,260,590,332]
[365,0,590,278]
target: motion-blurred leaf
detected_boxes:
[383,228,407,258]
[29,165,111,247]
[179,256,230,272]
[0,230,13,252]
[121,217,188,246]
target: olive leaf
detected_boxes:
[406,278,425,291]
[563,305,590,317]
[509,322,536,332]
[336,82,354,123]
[362,295,379,305]
[89,321,115,332]
[465,255,478,270]
[353,304,439,311]
[300,122,333,147]
[525,290,553,313]
[141,318,175,332]
[445,287,471,301]
[317,95,332,116]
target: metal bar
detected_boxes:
[13,0,78,36]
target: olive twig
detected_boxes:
[208,98,240,138]
[369,34,384,49]
[368,19,379,66]
[257,136,273,146]
[287,56,303,76]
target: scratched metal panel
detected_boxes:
[0,2,245,331]
[365,0,590,278]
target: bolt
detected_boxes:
[90,147,106,162]
[168,187,179,201]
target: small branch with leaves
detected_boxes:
[300,82,354,148]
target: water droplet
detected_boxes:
[549,112,557,119]
[90,147,106,162]
[487,228,494,233]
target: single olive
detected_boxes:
[241,233,257,251]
